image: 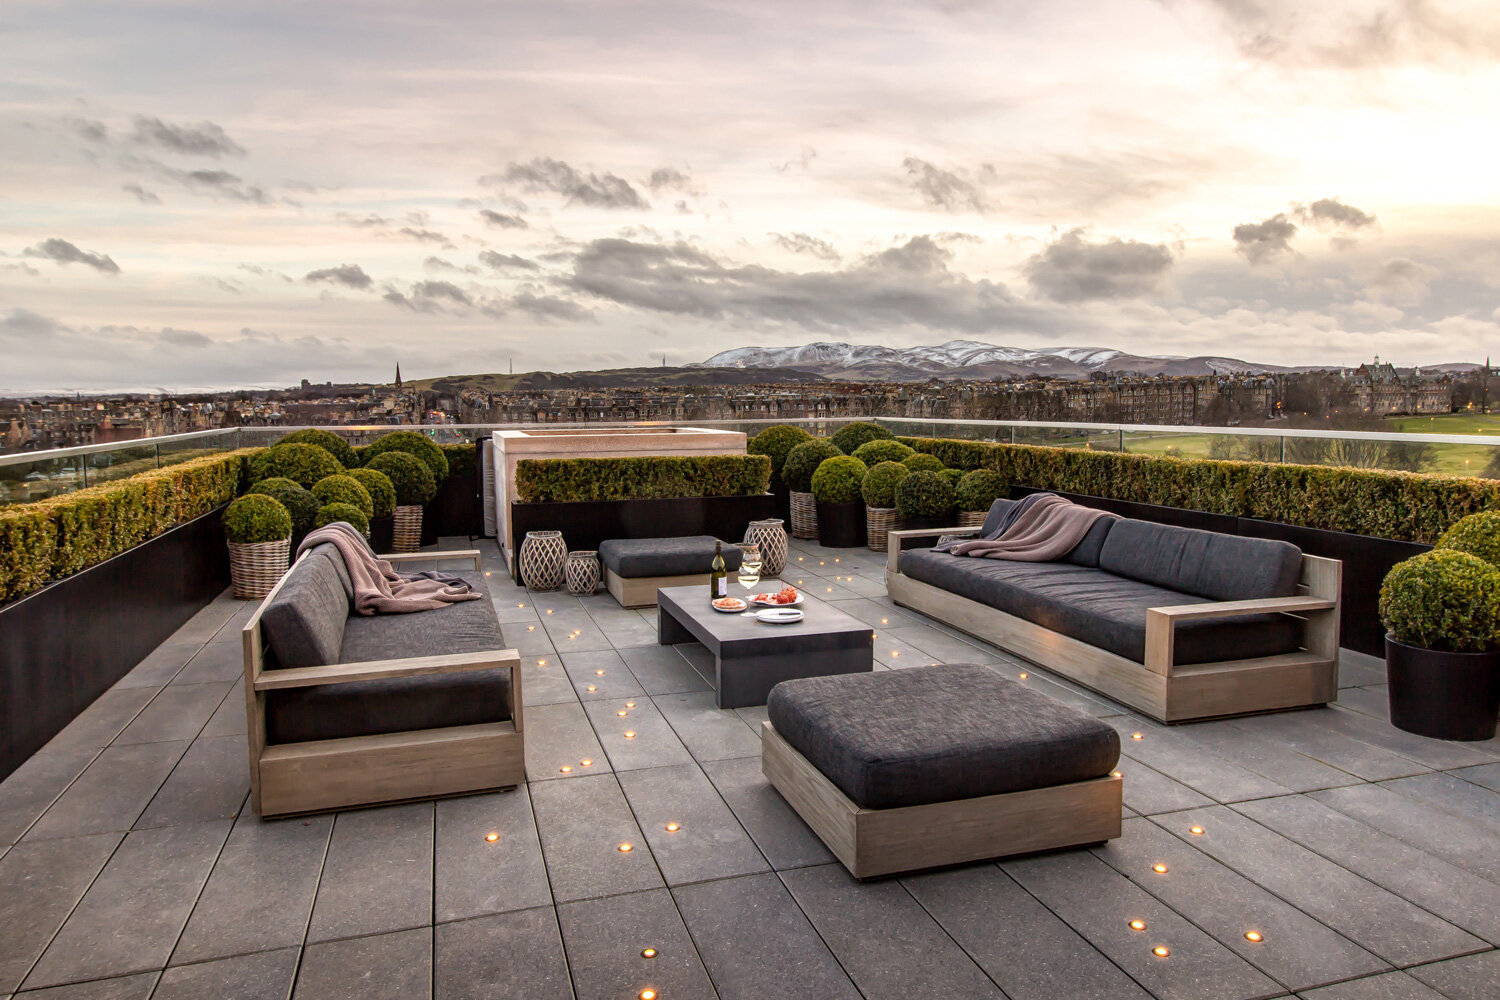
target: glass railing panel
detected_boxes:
[83,445,160,486]
[1120,429,1277,462]
[1012,424,1121,450]
[0,455,86,504]
[156,432,238,468]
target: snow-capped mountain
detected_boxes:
[693,340,1289,381]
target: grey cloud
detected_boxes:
[477,209,528,229]
[478,250,540,273]
[770,232,841,261]
[73,118,109,143]
[0,307,64,339]
[511,291,594,322]
[238,263,294,282]
[1233,213,1298,264]
[424,257,480,275]
[385,280,474,312]
[484,157,649,209]
[121,183,161,204]
[304,264,374,290]
[775,146,817,172]
[902,157,989,213]
[149,162,271,204]
[22,238,121,274]
[339,212,394,228]
[1295,197,1378,230]
[397,226,454,247]
[1369,257,1439,304]
[159,328,211,348]
[674,200,692,214]
[1024,229,1175,302]
[648,167,697,194]
[131,116,246,157]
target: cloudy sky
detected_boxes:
[2,0,1499,392]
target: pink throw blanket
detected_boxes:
[945,494,1113,562]
[297,522,480,616]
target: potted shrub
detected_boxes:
[347,467,398,551]
[275,428,357,469]
[223,493,293,599]
[313,502,371,537]
[782,439,843,540]
[955,469,1007,527]
[363,430,449,481]
[1379,548,1500,740]
[830,421,892,454]
[896,469,956,532]
[851,439,914,466]
[366,451,437,552]
[861,461,911,552]
[749,425,814,522]
[248,442,344,488]
[902,453,945,474]
[247,477,320,540]
[811,456,868,548]
[312,474,374,520]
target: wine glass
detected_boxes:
[737,543,762,614]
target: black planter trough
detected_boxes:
[1385,634,1500,741]
[816,501,867,548]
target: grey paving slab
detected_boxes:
[1004,850,1282,1000]
[557,888,717,1000]
[583,697,694,772]
[434,787,551,923]
[1297,971,1447,999]
[1311,782,1500,884]
[112,637,202,690]
[545,618,613,652]
[881,624,1001,664]
[307,802,433,943]
[1109,717,1293,803]
[905,864,1152,1000]
[24,821,231,990]
[1228,712,1431,782]
[14,972,157,999]
[529,772,663,902]
[1316,705,1496,771]
[196,681,246,738]
[824,597,923,628]
[1337,651,1388,688]
[153,948,300,1000]
[36,689,154,755]
[654,691,762,762]
[168,639,245,686]
[1096,817,1388,991]
[591,614,658,649]
[171,812,332,965]
[619,644,712,695]
[0,748,98,847]
[561,648,645,701]
[25,740,188,841]
[113,682,234,746]
[491,598,542,623]
[1115,757,1216,815]
[1453,761,1500,791]
[617,763,768,885]
[871,633,940,668]
[733,704,769,735]
[1380,772,1500,827]
[433,909,572,1000]
[673,872,860,1000]
[0,833,122,993]
[1234,795,1500,944]
[1160,805,1486,967]
[134,736,248,829]
[518,656,579,708]
[780,863,1004,998]
[523,700,611,781]
[701,756,835,870]
[1182,719,1366,793]
[1406,950,1500,1000]
[294,927,431,1000]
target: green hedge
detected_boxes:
[515,455,771,503]
[440,442,477,478]
[898,436,1500,544]
[0,448,260,604]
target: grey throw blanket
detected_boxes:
[939,494,1114,562]
[296,522,480,616]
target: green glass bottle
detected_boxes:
[710,540,727,600]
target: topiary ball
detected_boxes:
[312,474,374,519]
[223,493,292,544]
[903,453,945,474]
[365,451,438,505]
[851,439,914,466]
[810,456,868,504]
[247,476,320,533]
[1435,511,1500,567]
[955,469,1007,512]
[829,421,893,454]
[1380,549,1500,653]
[250,442,345,488]
[313,502,371,535]
[939,468,964,487]
[782,439,844,492]
[347,467,397,519]
[275,428,356,469]
[363,430,449,481]
[896,469,956,519]
[861,461,911,508]
[748,425,814,483]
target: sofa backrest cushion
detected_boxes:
[260,544,350,669]
[979,498,1017,537]
[979,497,1115,568]
[1098,519,1301,601]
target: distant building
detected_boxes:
[1345,357,1452,416]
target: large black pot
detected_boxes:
[369,516,394,553]
[1385,634,1500,741]
[816,501,867,548]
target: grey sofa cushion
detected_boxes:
[338,570,502,662]
[598,535,742,578]
[261,545,349,668]
[1099,519,1301,601]
[766,663,1120,809]
[979,498,1018,537]
[899,549,1301,665]
[975,497,1114,567]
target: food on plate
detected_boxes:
[712,597,747,611]
[751,585,799,605]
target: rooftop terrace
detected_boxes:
[2,533,1498,1000]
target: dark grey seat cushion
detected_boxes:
[598,535,742,578]
[1098,519,1301,602]
[261,545,350,668]
[767,664,1120,809]
[899,549,1301,665]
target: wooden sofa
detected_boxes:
[885,503,1341,723]
[243,543,523,817]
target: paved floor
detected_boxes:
[2,536,1500,1000]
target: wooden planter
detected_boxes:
[789,490,818,539]
[228,537,291,600]
[816,501,867,548]
[392,505,423,553]
[866,507,900,552]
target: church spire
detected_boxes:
[394,362,402,389]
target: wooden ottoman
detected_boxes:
[598,536,742,608]
[763,663,1122,878]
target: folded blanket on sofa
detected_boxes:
[940,494,1115,562]
[296,522,480,615]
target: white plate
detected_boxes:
[752,593,804,607]
[756,608,803,624]
[711,599,748,613]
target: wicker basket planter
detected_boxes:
[566,550,601,595]
[789,491,818,539]
[392,505,423,553]
[866,507,900,552]
[228,537,291,600]
[520,530,568,591]
[958,510,987,528]
[744,519,788,576]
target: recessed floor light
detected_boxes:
[1131,733,1143,740]
[641,948,657,959]
[625,701,636,708]
[586,685,596,692]
[581,759,594,767]
[1244,931,1263,943]
[485,832,499,843]
[1111,770,1122,778]
[617,710,629,717]
[1018,672,1028,679]
[1190,826,1205,836]
[596,669,606,676]
[1129,920,1146,931]
[624,730,636,738]
[665,822,680,832]
[640,990,657,1000]
[1153,946,1169,958]
[618,843,633,852]
[1152,864,1168,874]
[560,766,572,773]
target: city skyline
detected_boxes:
[3,0,1499,392]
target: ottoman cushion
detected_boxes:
[766,663,1120,809]
[598,536,742,578]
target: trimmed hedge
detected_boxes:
[748,425,814,484]
[829,421,892,454]
[364,430,449,481]
[1380,550,1500,652]
[0,448,259,604]
[347,468,397,519]
[366,451,438,506]
[223,494,292,544]
[275,428,357,469]
[811,456,868,504]
[782,440,844,493]
[898,436,1500,544]
[515,455,770,503]
[440,442,477,478]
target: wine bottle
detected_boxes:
[710,541,727,599]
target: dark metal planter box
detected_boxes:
[0,508,231,781]
[816,501,867,548]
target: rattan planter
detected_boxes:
[866,507,900,551]
[228,537,291,600]
[789,491,818,539]
[392,505,423,553]
[520,530,568,591]
[958,510,987,528]
[566,550,601,595]
[744,519,788,576]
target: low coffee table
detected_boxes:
[657,584,874,709]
